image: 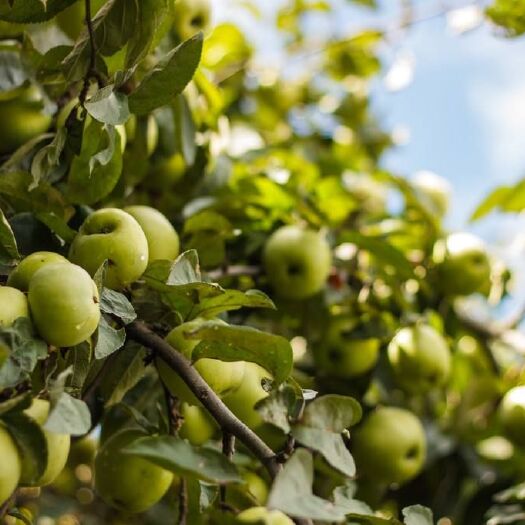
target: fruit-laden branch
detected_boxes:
[126,320,282,478]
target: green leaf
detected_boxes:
[302,395,362,432]
[190,320,293,385]
[63,342,92,392]
[292,425,355,477]
[2,412,47,484]
[191,289,275,319]
[123,435,242,484]
[172,94,197,165]
[95,316,126,360]
[0,49,28,93]
[168,249,202,285]
[45,392,91,436]
[35,211,76,243]
[255,386,301,434]
[0,207,19,259]
[470,181,525,221]
[30,129,67,189]
[402,505,434,525]
[100,289,136,324]
[333,484,373,515]
[0,0,76,23]
[85,85,130,125]
[128,33,203,115]
[267,448,347,521]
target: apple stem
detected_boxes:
[126,320,282,479]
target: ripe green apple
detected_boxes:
[225,470,269,508]
[69,208,149,290]
[0,286,29,327]
[55,0,105,40]
[411,170,451,217]
[498,386,525,448]
[314,317,380,378]
[28,263,100,347]
[0,85,52,155]
[95,428,173,514]
[0,425,21,506]
[352,406,426,485]
[263,225,332,300]
[222,362,271,430]
[387,324,451,394]
[7,251,69,292]
[178,402,217,445]
[173,0,212,41]
[20,399,70,486]
[123,205,180,262]
[433,232,491,296]
[157,320,246,403]
[237,507,294,525]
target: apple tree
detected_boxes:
[0,1,523,524]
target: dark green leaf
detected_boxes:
[45,392,91,436]
[0,207,19,258]
[95,315,126,360]
[100,288,136,324]
[0,0,76,23]
[191,289,275,319]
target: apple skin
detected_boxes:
[222,362,271,430]
[498,386,525,448]
[433,232,491,296]
[352,406,426,486]
[0,86,51,155]
[411,170,451,217]
[173,0,212,41]
[123,205,180,263]
[69,208,149,290]
[263,225,332,300]
[95,428,173,514]
[0,425,22,506]
[237,507,294,525]
[28,263,100,347]
[55,0,105,40]
[225,470,269,508]
[314,317,380,378]
[125,114,159,156]
[146,153,186,188]
[387,324,451,394]
[0,286,30,327]
[20,399,71,487]
[7,251,69,292]
[157,320,246,403]
[178,403,217,445]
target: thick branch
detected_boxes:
[126,320,281,478]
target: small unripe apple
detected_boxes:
[237,507,294,525]
[0,425,22,506]
[387,324,451,394]
[69,208,149,290]
[20,399,70,486]
[7,251,69,292]
[352,406,426,485]
[95,428,173,514]
[173,0,212,41]
[433,232,491,296]
[0,286,29,327]
[123,205,180,262]
[498,386,525,448]
[28,263,100,347]
[314,317,380,378]
[411,170,451,217]
[178,403,217,445]
[264,225,332,300]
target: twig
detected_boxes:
[220,433,236,503]
[178,478,188,525]
[126,321,281,478]
[79,0,103,103]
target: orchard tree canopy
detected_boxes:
[0,1,524,525]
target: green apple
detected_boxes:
[20,399,70,486]
[387,324,451,394]
[173,0,212,41]
[237,507,294,525]
[352,406,426,485]
[95,428,173,514]
[146,153,186,189]
[0,425,21,506]
[222,362,271,430]
[7,251,69,292]
[123,205,180,262]
[28,263,100,347]
[433,232,491,296]
[0,286,29,327]
[125,114,159,156]
[55,0,105,40]
[69,208,149,290]
[263,225,332,300]
[225,470,269,508]
[157,320,246,403]
[411,170,451,217]
[178,402,217,445]
[314,317,380,378]
[0,85,52,155]
[498,386,525,448]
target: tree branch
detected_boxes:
[126,320,282,479]
[80,0,102,103]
